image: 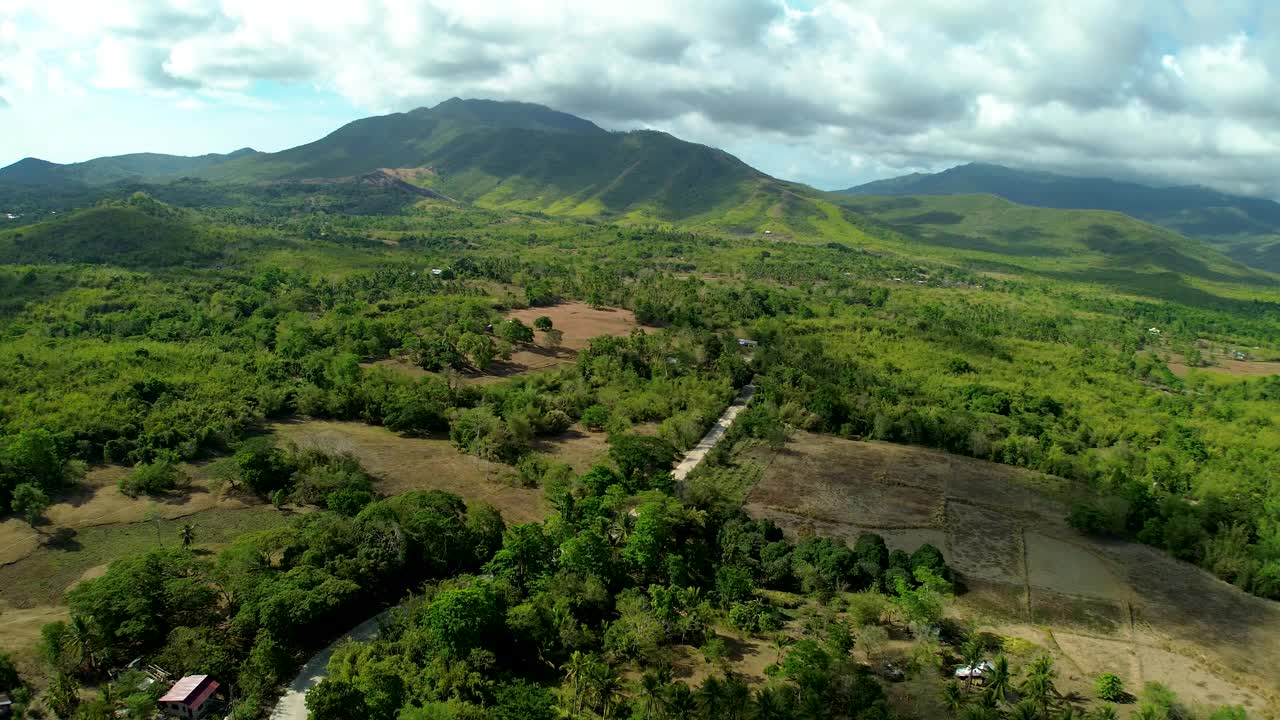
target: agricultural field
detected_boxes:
[742,431,1280,716]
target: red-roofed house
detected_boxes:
[159,675,221,719]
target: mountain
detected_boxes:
[838,193,1278,304]
[196,98,860,230]
[840,163,1280,272]
[0,148,261,186]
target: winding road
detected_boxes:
[270,385,754,720]
[270,608,395,720]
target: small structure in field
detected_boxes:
[1148,327,1161,335]
[0,693,13,718]
[737,338,758,348]
[954,660,995,685]
[159,675,221,719]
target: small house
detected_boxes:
[0,693,13,719]
[159,675,221,719]
[431,268,443,276]
[954,660,995,685]
[1148,327,1161,335]
[737,338,758,348]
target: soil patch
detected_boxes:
[271,419,548,524]
[1165,351,1280,378]
[743,431,1280,716]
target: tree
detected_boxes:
[498,319,535,344]
[986,655,1012,705]
[1087,706,1119,720]
[11,482,49,527]
[533,316,553,331]
[608,434,677,492]
[180,523,196,549]
[306,678,368,720]
[638,670,666,720]
[1095,673,1124,702]
[581,405,610,432]
[942,681,966,715]
[561,651,591,716]
[0,650,19,691]
[1021,656,1058,719]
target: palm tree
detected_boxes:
[960,706,1001,720]
[180,523,196,549]
[590,665,622,719]
[665,683,696,720]
[986,654,1012,706]
[560,651,590,715]
[722,674,750,720]
[942,680,966,715]
[639,671,666,720]
[750,686,788,720]
[1056,706,1079,720]
[697,676,726,720]
[961,637,985,691]
[1021,670,1056,720]
[1008,701,1040,720]
[64,614,98,672]
[1087,706,1118,720]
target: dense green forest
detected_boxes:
[2,136,1277,720]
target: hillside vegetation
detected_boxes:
[843,162,1280,273]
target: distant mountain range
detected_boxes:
[2,98,1277,289]
[0,98,847,233]
[841,163,1280,272]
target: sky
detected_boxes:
[2,0,1279,196]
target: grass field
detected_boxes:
[742,431,1280,717]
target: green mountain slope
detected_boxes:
[839,193,1279,303]
[198,98,874,237]
[0,148,261,187]
[0,193,236,268]
[842,163,1280,272]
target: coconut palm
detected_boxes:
[986,654,1012,706]
[697,676,726,720]
[665,683,695,719]
[589,663,622,718]
[64,614,99,672]
[960,705,1001,720]
[1008,701,1041,720]
[1021,670,1056,720]
[750,686,788,720]
[1087,706,1119,720]
[942,680,966,715]
[180,523,196,549]
[722,674,750,720]
[560,650,591,715]
[639,671,666,720]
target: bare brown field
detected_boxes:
[744,431,1280,717]
[366,302,652,385]
[1164,351,1280,378]
[270,419,549,523]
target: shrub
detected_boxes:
[1095,673,1125,701]
[581,404,610,431]
[533,316,553,331]
[120,460,184,497]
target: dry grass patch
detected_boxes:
[742,431,1280,716]
[270,419,548,523]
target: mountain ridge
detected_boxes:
[841,163,1280,272]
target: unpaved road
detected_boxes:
[673,384,754,481]
[270,608,395,720]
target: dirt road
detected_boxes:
[673,384,754,481]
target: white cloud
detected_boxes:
[3,0,1280,195]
